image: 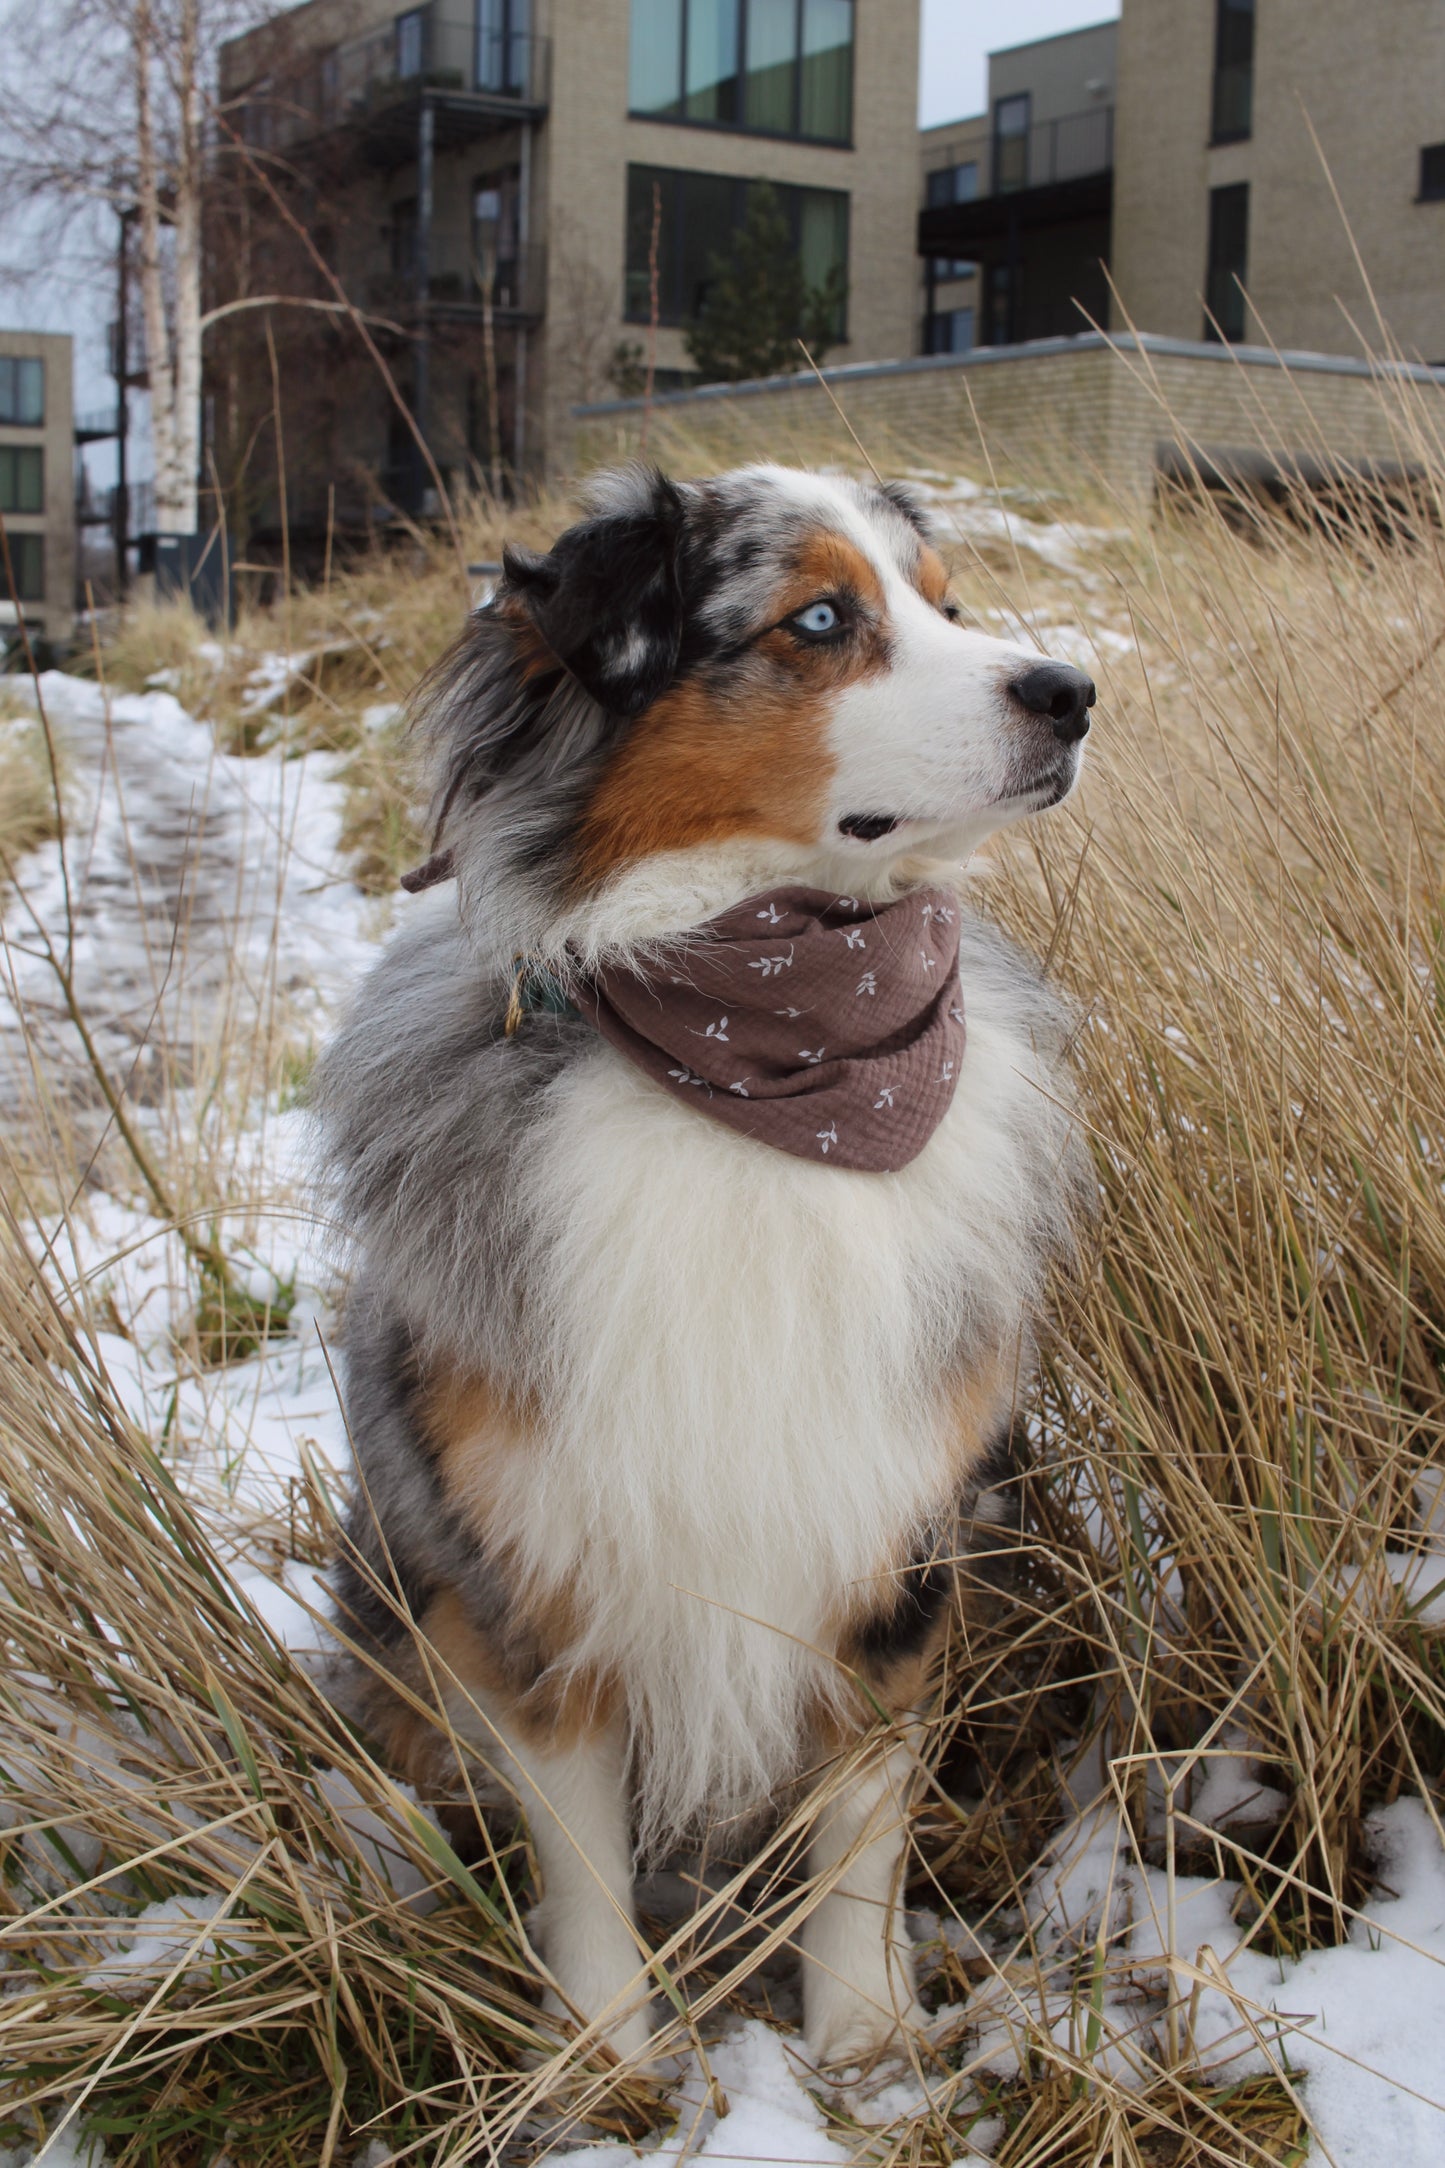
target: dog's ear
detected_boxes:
[501,470,687,719]
[876,479,934,540]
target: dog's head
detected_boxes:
[415,463,1093,959]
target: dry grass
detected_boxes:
[0,687,66,878]
[2,363,1444,2163]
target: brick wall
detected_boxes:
[573,332,1445,499]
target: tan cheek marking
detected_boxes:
[575,671,838,884]
[914,545,950,610]
[575,531,894,884]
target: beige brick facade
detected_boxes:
[0,329,74,648]
[221,2,922,485]
[1113,0,1445,364]
[574,332,1445,502]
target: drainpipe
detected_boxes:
[513,112,531,477]
[415,94,434,511]
[115,200,131,598]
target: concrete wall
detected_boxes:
[1114,0,1445,363]
[989,20,1118,129]
[0,329,74,648]
[572,331,1445,502]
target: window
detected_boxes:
[473,165,522,299]
[395,7,426,79]
[628,0,853,143]
[6,531,43,602]
[925,160,978,209]
[0,357,44,426]
[390,199,418,280]
[0,446,43,514]
[625,164,848,332]
[984,260,1014,344]
[478,0,530,93]
[992,94,1031,192]
[1205,181,1249,341]
[1211,0,1254,143]
[1420,143,1445,201]
[925,306,974,355]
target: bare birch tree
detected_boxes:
[0,0,270,535]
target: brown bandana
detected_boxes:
[569,886,966,1173]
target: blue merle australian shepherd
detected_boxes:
[315,463,1092,2068]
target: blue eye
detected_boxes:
[792,600,840,637]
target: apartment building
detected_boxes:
[217,0,920,518]
[918,3,1445,368]
[0,330,75,652]
[1112,0,1445,360]
[918,22,1116,357]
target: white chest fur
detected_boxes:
[486,941,1070,1849]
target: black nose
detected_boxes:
[1010,661,1096,745]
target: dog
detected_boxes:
[315,462,1090,2069]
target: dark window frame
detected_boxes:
[623,162,850,336]
[0,356,45,427]
[0,443,45,515]
[6,529,44,602]
[1204,180,1250,343]
[1419,143,1445,201]
[925,160,979,209]
[991,92,1032,194]
[627,0,854,148]
[1209,0,1255,145]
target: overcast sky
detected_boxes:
[919,0,1119,128]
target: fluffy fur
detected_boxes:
[314,463,1093,2065]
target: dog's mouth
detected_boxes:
[838,813,903,843]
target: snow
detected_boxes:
[81,1894,234,1997]
[547,2023,852,2168]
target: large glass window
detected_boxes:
[1205,181,1249,341]
[743,0,793,132]
[0,445,44,514]
[0,357,44,426]
[629,0,683,116]
[629,0,853,143]
[684,0,739,122]
[1211,0,1254,143]
[625,163,848,331]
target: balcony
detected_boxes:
[920,103,1114,257]
[246,11,550,165]
[370,237,546,323]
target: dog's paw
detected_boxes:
[803,1984,926,2075]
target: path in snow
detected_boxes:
[0,670,375,1131]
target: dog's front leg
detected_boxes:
[799,1735,923,2068]
[507,1719,653,2060]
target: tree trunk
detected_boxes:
[134,0,201,535]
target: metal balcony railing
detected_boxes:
[245,13,550,150]
[372,237,546,319]
[321,11,549,122]
[992,104,1113,194]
